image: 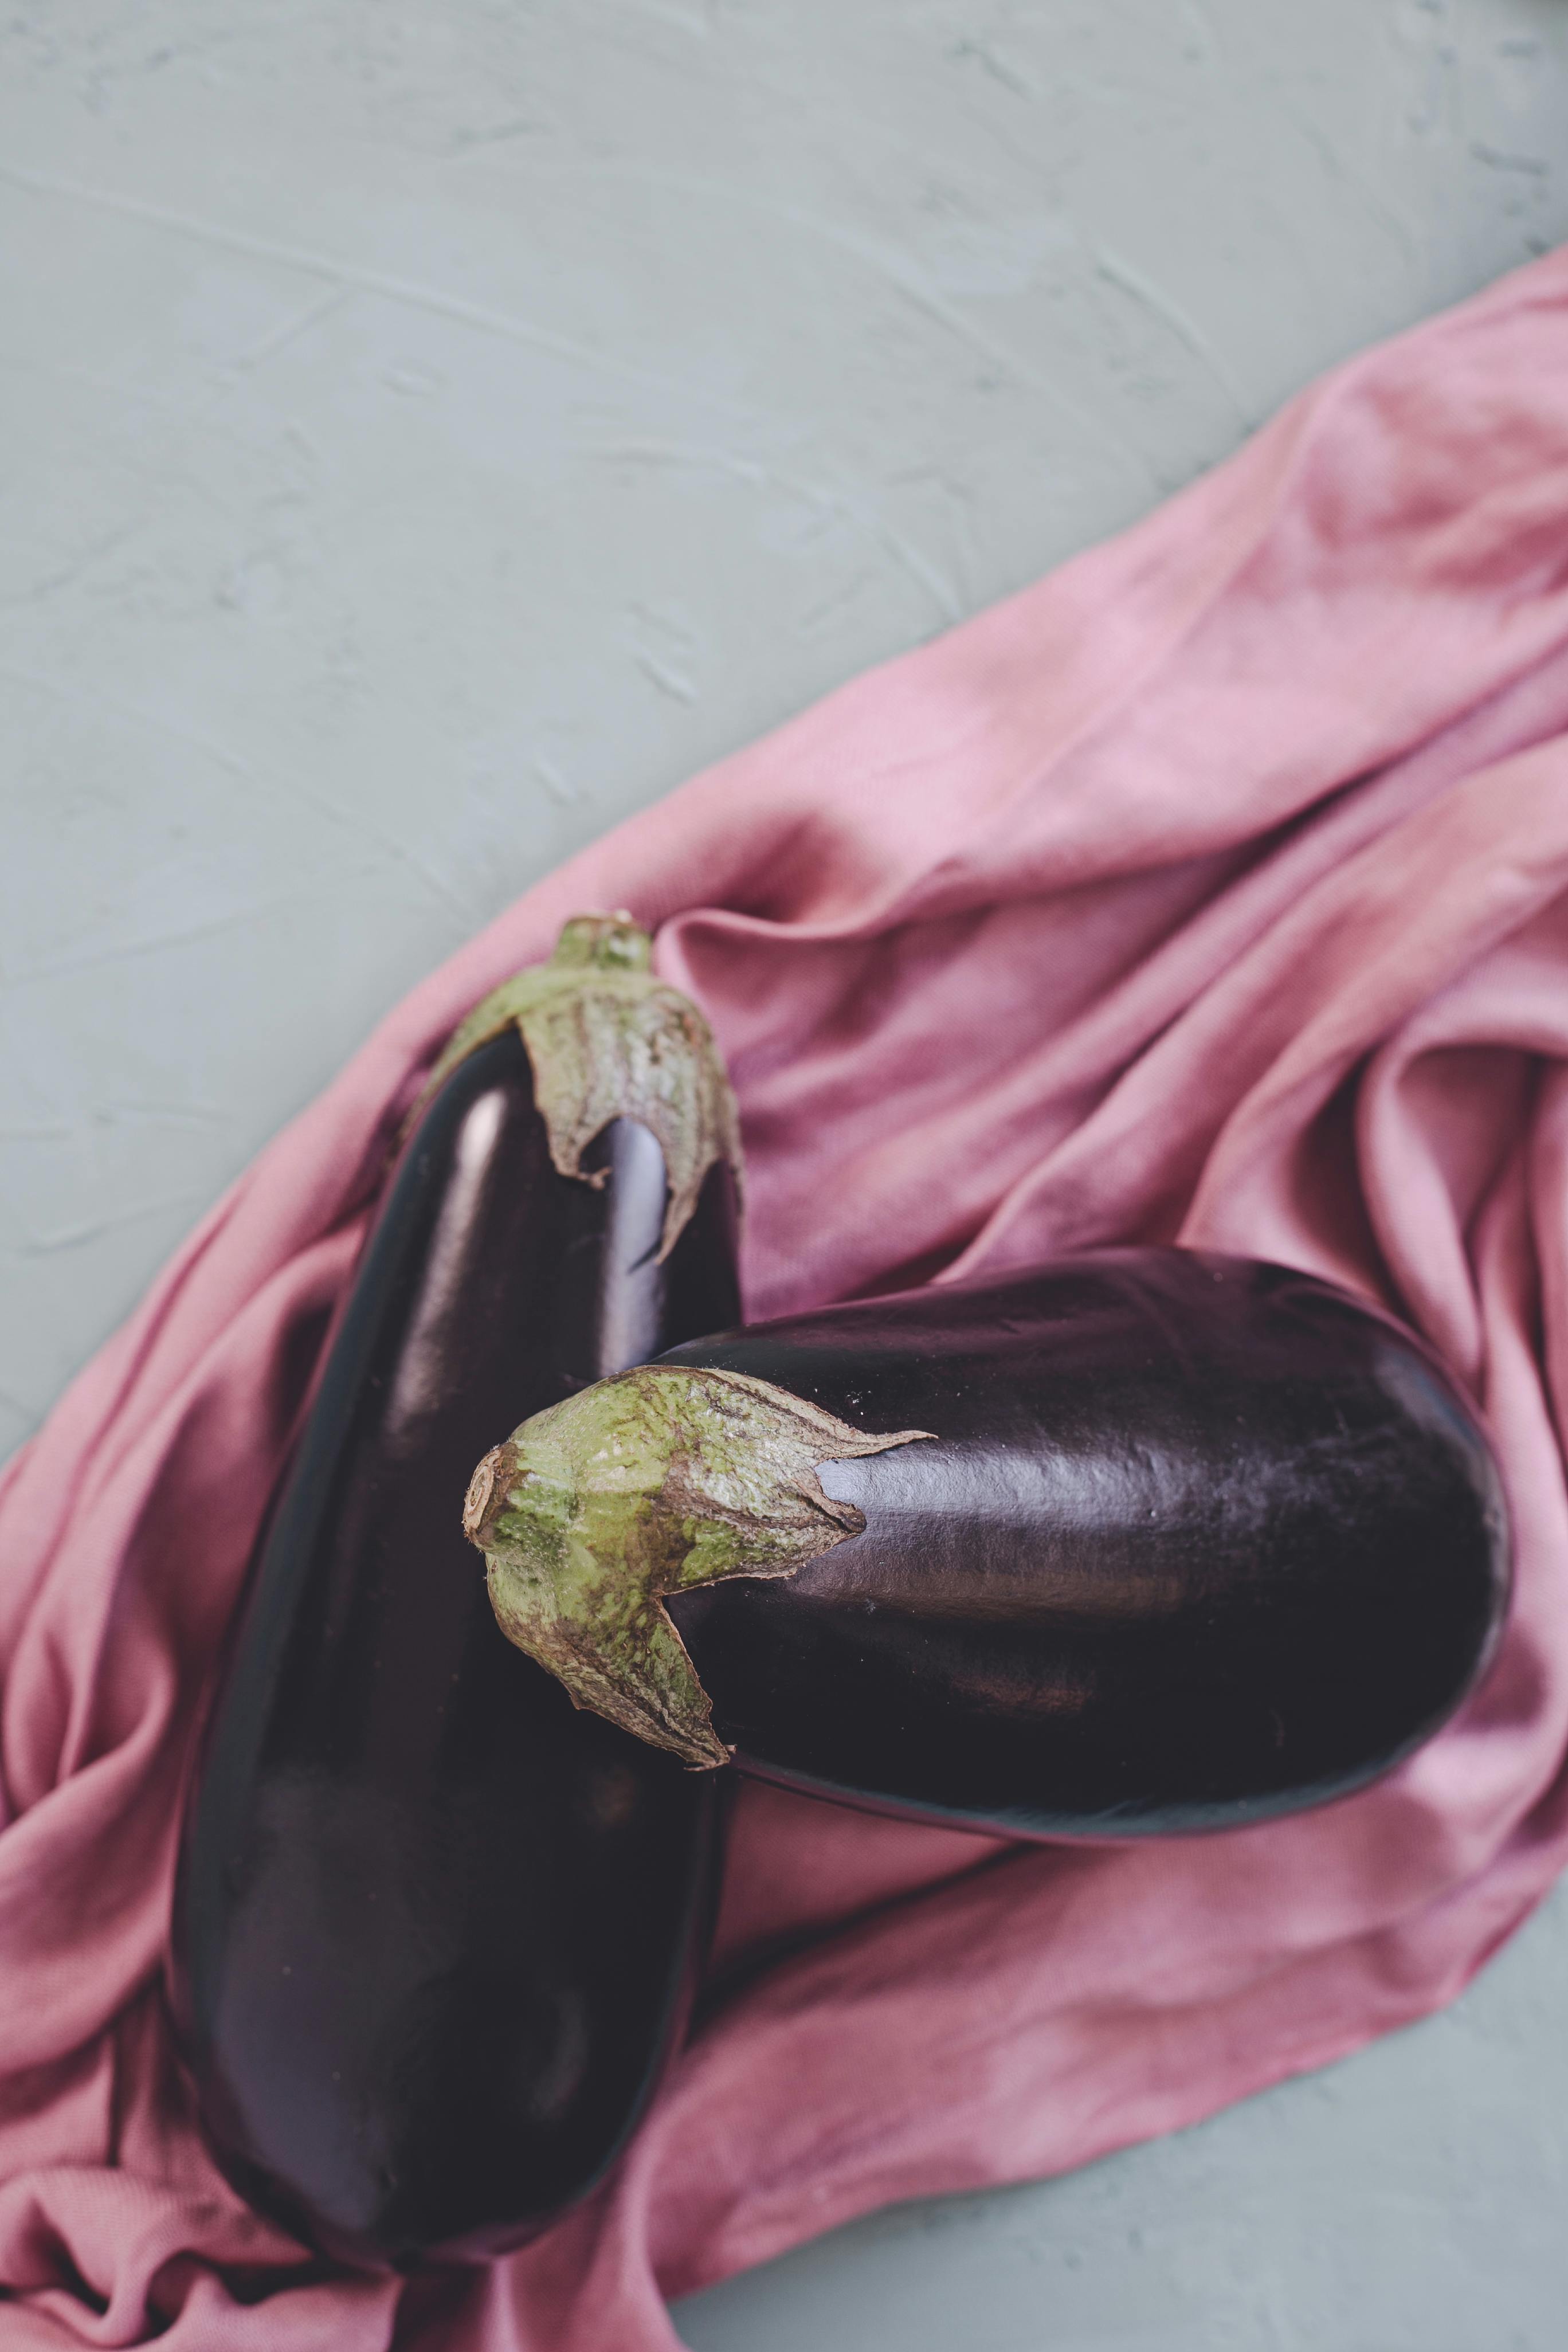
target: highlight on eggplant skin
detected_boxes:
[471,1249,1510,1841]
[167,916,743,2270]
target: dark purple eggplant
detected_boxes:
[167,916,742,2269]
[465,1249,1509,1840]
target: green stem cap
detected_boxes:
[416,912,742,1261]
[464,1365,934,1766]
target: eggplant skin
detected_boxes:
[661,1251,1511,1840]
[167,1030,740,2269]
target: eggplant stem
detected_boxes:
[468,1365,934,1767]
[411,914,743,1260]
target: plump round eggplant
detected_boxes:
[467,1249,1509,1840]
[168,917,742,2268]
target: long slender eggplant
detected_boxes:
[168,915,743,2268]
[465,1250,1510,1840]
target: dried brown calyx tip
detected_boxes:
[466,1365,935,1767]
[413,912,742,1261]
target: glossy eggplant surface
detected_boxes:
[170,936,742,2268]
[656,1253,1508,1836]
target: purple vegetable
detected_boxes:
[469,1249,1508,1840]
[168,917,742,2267]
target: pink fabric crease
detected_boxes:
[6,245,1568,2347]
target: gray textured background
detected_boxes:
[3,5,1567,2345]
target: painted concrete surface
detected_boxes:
[3,4,1567,2345]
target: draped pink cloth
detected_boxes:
[6,245,1568,2349]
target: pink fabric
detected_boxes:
[6,246,1568,2349]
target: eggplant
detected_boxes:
[167,915,743,2268]
[465,1249,1510,1839]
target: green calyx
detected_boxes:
[415,912,742,1261]
[464,1366,934,1767]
